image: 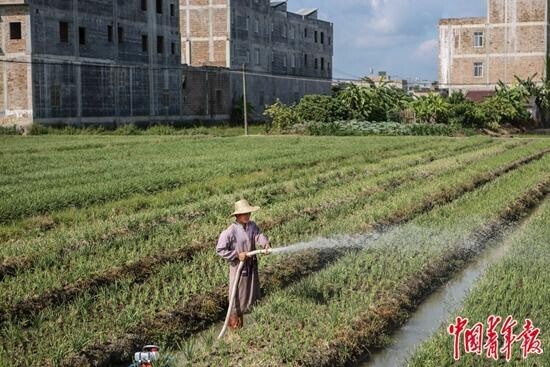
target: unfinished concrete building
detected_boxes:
[439,0,550,94]
[0,0,333,126]
[0,0,232,126]
[180,0,334,116]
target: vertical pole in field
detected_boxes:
[243,64,248,136]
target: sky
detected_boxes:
[290,0,487,81]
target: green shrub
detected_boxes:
[0,125,20,135]
[336,80,411,122]
[111,123,142,135]
[231,97,255,126]
[27,123,50,135]
[294,95,348,123]
[263,99,299,133]
[449,100,486,128]
[336,84,372,120]
[479,83,531,128]
[409,93,452,124]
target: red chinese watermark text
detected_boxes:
[448,316,543,361]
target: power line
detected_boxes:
[332,66,362,80]
[0,58,335,84]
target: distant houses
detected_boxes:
[439,0,549,95]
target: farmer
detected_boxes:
[216,199,270,329]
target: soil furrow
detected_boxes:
[300,181,549,367]
[0,154,451,325]
[57,150,549,367]
[0,140,451,280]
[2,148,546,327]
[60,249,354,367]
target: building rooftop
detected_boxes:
[295,8,318,18]
[270,1,286,6]
[439,17,486,26]
[465,90,495,102]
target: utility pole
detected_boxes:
[242,64,248,136]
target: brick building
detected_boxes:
[0,0,332,126]
[1,0,183,126]
[439,0,550,94]
[180,0,334,117]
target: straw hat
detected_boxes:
[231,199,260,216]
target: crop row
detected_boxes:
[1,136,468,258]
[0,146,545,366]
[3,136,442,222]
[0,138,501,286]
[182,155,549,366]
[0,136,462,233]
[0,138,473,289]
[409,197,550,366]
[0,140,531,319]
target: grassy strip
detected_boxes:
[0,140,495,289]
[0,139,462,288]
[47,149,550,367]
[0,140,339,222]
[60,249,355,367]
[0,137,452,262]
[2,137,454,241]
[1,136,454,245]
[183,157,549,366]
[0,144,532,366]
[0,142,523,320]
[4,136,424,222]
[302,183,548,367]
[409,199,550,366]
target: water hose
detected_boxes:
[218,248,272,340]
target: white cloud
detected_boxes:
[290,0,487,79]
[415,38,438,57]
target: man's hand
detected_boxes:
[238,252,249,262]
[264,244,271,255]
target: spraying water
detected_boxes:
[270,231,384,255]
[358,223,517,367]
[217,231,385,339]
[217,221,476,340]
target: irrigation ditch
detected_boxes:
[59,150,549,367]
[298,180,549,367]
[358,201,540,367]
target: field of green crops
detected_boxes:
[0,134,548,367]
[409,198,550,367]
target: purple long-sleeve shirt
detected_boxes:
[216,221,269,262]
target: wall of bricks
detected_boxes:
[440,0,549,92]
[0,0,233,126]
[2,0,331,126]
[489,0,548,23]
[181,0,229,67]
[0,4,32,125]
[182,0,333,117]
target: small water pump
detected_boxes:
[130,345,160,367]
